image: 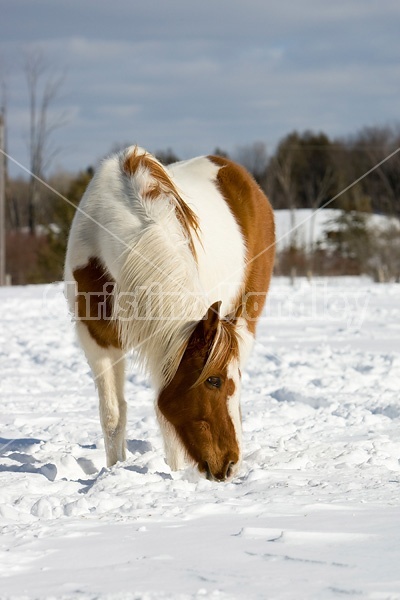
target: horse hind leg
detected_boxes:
[76,321,127,467]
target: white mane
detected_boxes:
[114,149,208,389]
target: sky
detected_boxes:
[1,0,400,178]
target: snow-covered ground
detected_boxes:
[1,277,400,599]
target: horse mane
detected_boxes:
[114,147,206,388]
[122,147,199,258]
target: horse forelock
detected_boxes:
[192,318,240,387]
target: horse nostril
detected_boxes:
[225,460,235,480]
[203,460,236,482]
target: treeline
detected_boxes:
[4,124,400,284]
[238,126,400,216]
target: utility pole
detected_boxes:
[0,109,5,286]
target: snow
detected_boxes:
[273,208,337,250]
[1,277,400,599]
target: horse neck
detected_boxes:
[115,216,207,390]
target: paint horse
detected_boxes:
[65,147,275,481]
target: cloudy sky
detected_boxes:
[1,0,399,177]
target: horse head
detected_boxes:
[157,301,242,481]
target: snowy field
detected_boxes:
[1,277,400,599]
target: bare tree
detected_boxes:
[0,109,5,285]
[269,150,300,284]
[270,150,298,245]
[234,141,268,184]
[0,64,8,285]
[358,126,400,216]
[305,167,335,276]
[24,48,66,235]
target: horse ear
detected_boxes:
[202,301,221,343]
[188,301,221,349]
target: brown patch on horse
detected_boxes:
[157,302,240,480]
[226,377,236,397]
[123,148,199,259]
[73,257,121,349]
[208,155,275,333]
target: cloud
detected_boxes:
[1,0,400,176]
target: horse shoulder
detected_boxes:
[207,155,275,334]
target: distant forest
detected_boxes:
[4,125,400,285]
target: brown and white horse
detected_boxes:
[65,147,275,481]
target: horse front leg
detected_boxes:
[96,350,127,467]
[76,322,127,467]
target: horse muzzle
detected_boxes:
[203,459,238,482]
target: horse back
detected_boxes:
[169,155,275,334]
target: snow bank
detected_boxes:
[274,208,400,250]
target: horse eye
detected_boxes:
[206,376,222,389]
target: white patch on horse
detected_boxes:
[75,322,127,467]
[226,359,243,474]
[155,406,189,471]
[168,157,247,316]
[235,317,255,368]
